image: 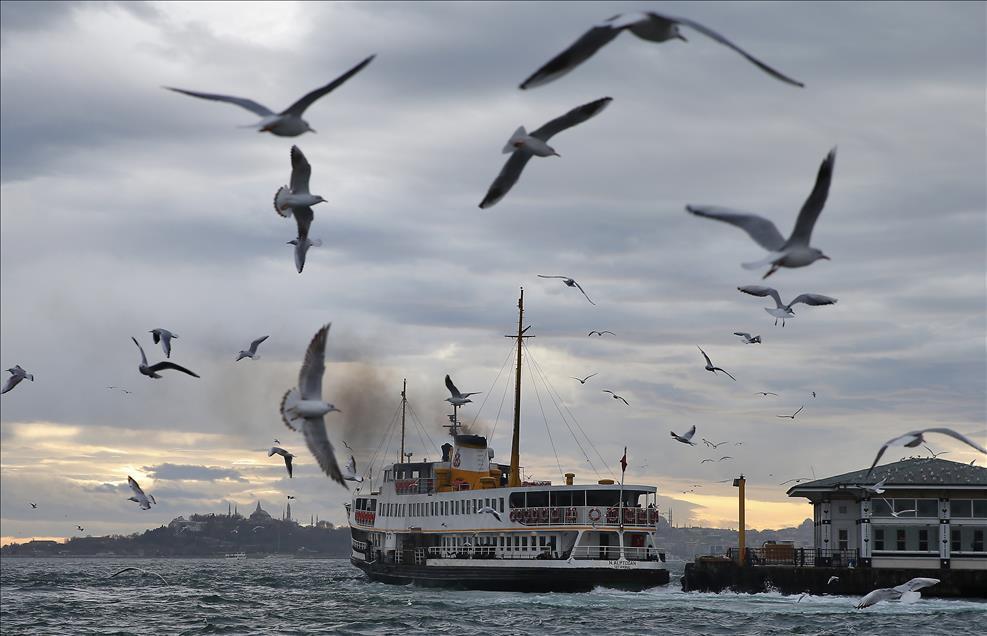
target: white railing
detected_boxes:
[568,546,662,561]
[351,539,367,552]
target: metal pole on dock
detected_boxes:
[733,474,746,565]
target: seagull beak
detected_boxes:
[677,34,688,42]
[820,254,831,260]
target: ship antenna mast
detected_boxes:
[399,378,407,463]
[506,287,533,487]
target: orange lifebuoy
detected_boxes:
[588,507,602,522]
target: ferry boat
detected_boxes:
[347,291,669,592]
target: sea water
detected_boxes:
[1,558,983,635]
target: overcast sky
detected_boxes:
[1,1,984,544]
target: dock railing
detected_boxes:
[729,547,859,567]
[509,506,659,527]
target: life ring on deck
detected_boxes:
[588,508,602,522]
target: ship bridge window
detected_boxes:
[509,493,525,509]
[370,500,377,511]
[586,490,620,507]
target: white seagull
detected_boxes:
[2,365,34,395]
[671,425,697,446]
[602,390,629,405]
[702,439,727,448]
[109,567,168,585]
[776,405,805,420]
[126,476,156,510]
[537,275,596,305]
[342,455,364,483]
[165,55,375,137]
[445,374,481,406]
[479,97,612,209]
[827,576,839,585]
[149,328,178,358]
[687,148,836,278]
[274,146,327,273]
[866,428,987,477]
[882,498,917,518]
[863,478,887,495]
[734,332,761,344]
[698,347,736,381]
[236,335,270,361]
[570,373,598,384]
[132,337,199,379]
[279,324,345,486]
[737,286,838,327]
[478,505,503,522]
[856,577,939,609]
[268,447,295,478]
[519,11,803,90]
[588,330,616,337]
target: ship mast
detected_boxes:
[399,378,407,463]
[507,288,533,487]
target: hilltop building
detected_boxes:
[787,458,986,570]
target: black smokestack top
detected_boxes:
[441,443,452,462]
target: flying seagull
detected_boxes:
[755,392,778,397]
[149,328,178,358]
[287,495,296,500]
[698,347,736,381]
[588,330,616,337]
[718,456,734,461]
[519,11,803,90]
[76,525,85,532]
[268,447,295,478]
[478,505,503,522]
[570,373,598,384]
[126,476,156,510]
[776,405,805,420]
[537,275,595,305]
[132,338,199,379]
[479,97,612,209]
[279,324,346,486]
[671,425,697,446]
[733,332,761,344]
[737,286,838,327]
[106,386,132,394]
[1,365,34,394]
[687,148,836,278]
[236,335,270,361]
[779,477,812,485]
[164,55,376,136]
[881,498,917,518]
[109,567,168,585]
[700,459,714,464]
[856,578,939,609]
[827,576,839,585]
[923,445,950,459]
[445,374,481,406]
[273,146,327,273]
[866,428,987,477]
[602,390,629,405]
[702,439,727,448]
[342,455,364,483]
[29,503,37,509]
[862,478,887,495]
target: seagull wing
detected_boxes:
[289,146,312,194]
[347,454,358,476]
[538,275,570,279]
[697,346,713,367]
[602,331,615,336]
[584,373,598,381]
[478,150,534,209]
[922,428,987,454]
[293,206,314,242]
[865,444,890,477]
[571,280,596,305]
[302,417,345,486]
[714,367,736,381]
[734,332,752,339]
[284,453,293,478]
[530,96,613,142]
[131,337,148,368]
[682,425,696,442]
[445,374,461,398]
[652,12,804,87]
[618,396,629,405]
[1,375,23,394]
[787,293,838,309]
[856,587,899,609]
[127,476,146,499]
[109,567,141,579]
[299,324,330,400]
[894,577,940,593]
[248,335,270,355]
[147,361,200,378]
[737,285,785,309]
[786,148,836,247]
[281,55,376,116]
[519,24,624,89]
[164,87,275,116]
[687,206,786,252]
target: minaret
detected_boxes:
[286,502,292,522]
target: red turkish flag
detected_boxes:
[620,447,627,474]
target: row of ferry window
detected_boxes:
[379,497,506,518]
[441,534,558,552]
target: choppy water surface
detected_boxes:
[1,558,983,635]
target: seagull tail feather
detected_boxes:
[274,186,293,218]
[279,388,302,432]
